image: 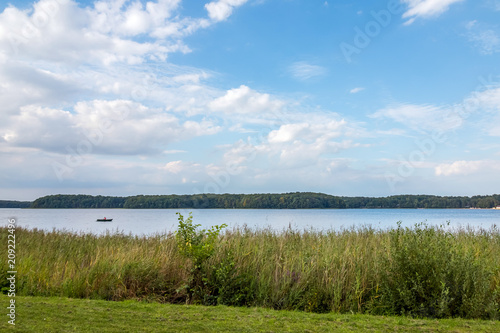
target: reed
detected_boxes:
[1,221,499,319]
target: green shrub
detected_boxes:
[174,212,227,303]
[377,222,498,319]
[203,251,255,306]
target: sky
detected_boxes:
[0,0,499,201]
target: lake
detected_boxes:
[1,208,499,236]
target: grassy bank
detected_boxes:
[2,295,499,332]
[1,220,499,319]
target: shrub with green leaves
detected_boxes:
[175,212,227,303]
[377,222,497,319]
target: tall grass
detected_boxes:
[1,222,499,319]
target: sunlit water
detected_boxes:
[1,208,499,236]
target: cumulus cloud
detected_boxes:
[0,100,221,155]
[90,0,180,36]
[0,0,229,146]
[1,105,75,151]
[0,0,257,162]
[217,115,364,171]
[0,0,177,66]
[210,131,369,194]
[0,1,368,195]
[208,85,285,116]
[205,0,248,22]
[0,0,247,67]
[401,0,464,25]
[268,120,346,144]
[268,119,360,168]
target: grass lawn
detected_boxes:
[1,296,499,332]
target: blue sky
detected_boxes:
[1,0,499,201]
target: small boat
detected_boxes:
[96,218,113,222]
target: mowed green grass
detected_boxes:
[2,223,500,318]
[1,296,499,333]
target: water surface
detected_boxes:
[1,208,499,236]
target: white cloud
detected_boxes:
[0,0,380,198]
[462,86,500,136]
[277,140,359,168]
[1,105,76,151]
[371,85,500,135]
[435,160,500,176]
[465,20,477,29]
[0,100,221,155]
[376,128,407,136]
[232,117,361,169]
[0,0,248,67]
[208,85,285,116]
[205,0,248,22]
[89,0,211,40]
[268,120,346,144]
[0,0,176,66]
[465,26,500,55]
[370,103,459,132]
[172,72,210,84]
[288,61,327,81]
[350,87,365,94]
[207,109,368,176]
[162,160,200,174]
[268,123,310,143]
[401,0,464,25]
[466,86,500,110]
[162,149,186,154]
[0,0,246,160]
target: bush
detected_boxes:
[377,222,498,319]
[175,212,227,303]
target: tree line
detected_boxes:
[26,193,500,209]
[0,200,31,208]
[342,194,500,209]
[29,193,345,209]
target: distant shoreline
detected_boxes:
[3,192,499,209]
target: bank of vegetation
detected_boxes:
[2,218,499,320]
[0,200,31,208]
[29,193,500,209]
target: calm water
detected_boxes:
[1,208,499,236]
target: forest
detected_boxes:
[29,193,345,209]
[0,200,32,208]
[26,193,500,209]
